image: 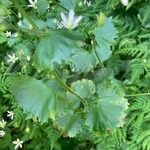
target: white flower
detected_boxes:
[87,2,91,7]
[7,111,14,120]
[5,31,12,37]
[7,53,19,64]
[84,0,91,7]
[61,9,82,30]
[12,139,23,149]
[0,130,5,137]
[121,0,128,6]
[0,120,6,128]
[28,0,37,9]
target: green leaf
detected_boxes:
[86,85,128,131]
[59,0,76,10]
[94,17,117,49]
[138,4,150,28]
[0,0,12,6]
[71,51,97,72]
[34,31,81,70]
[71,79,96,99]
[55,111,82,137]
[37,0,49,15]
[9,75,55,123]
[94,17,117,61]
[0,32,6,44]
[67,79,96,109]
[0,130,11,149]
[96,47,112,62]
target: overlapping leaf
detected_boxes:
[67,79,96,109]
[86,85,128,131]
[34,31,82,70]
[9,75,55,122]
[71,51,97,72]
[94,17,117,61]
[138,4,150,28]
[55,111,82,137]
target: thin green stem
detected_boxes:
[53,70,88,111]
[95,50,108,83]
[4,63,14,76]
[125,93,150,97]
[98,92,150,99]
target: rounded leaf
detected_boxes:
[9,75,55,123]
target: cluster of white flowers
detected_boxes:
[0,117,23,148]
[78,0,91,7]
[60,9,82,30]
[7,50,31,65]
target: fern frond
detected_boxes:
[128,60,145,82]
[44,125,60,148]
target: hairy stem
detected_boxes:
[53,70,88,111]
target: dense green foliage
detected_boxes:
[0,0,150,149]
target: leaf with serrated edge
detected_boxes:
[9,75,55,123]
[55,111,82,137]
[86,85,128,131]
[71,51,97,72]
[34,31,82,70]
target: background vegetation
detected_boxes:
[0,0,150,149]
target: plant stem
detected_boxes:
[98,92,150,99]
[94,50,108,83]
[4,63,14,76]
[53,70,88,111]
[125,93,150,97]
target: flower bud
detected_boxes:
[97,12,106,27]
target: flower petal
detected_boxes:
[72,16,82,28]
[68,9,75,23]
[61,21,68,28]
[121,0,128,6]
[28,0,34,5]
[34,0,37,4]
[61,12,67,25]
